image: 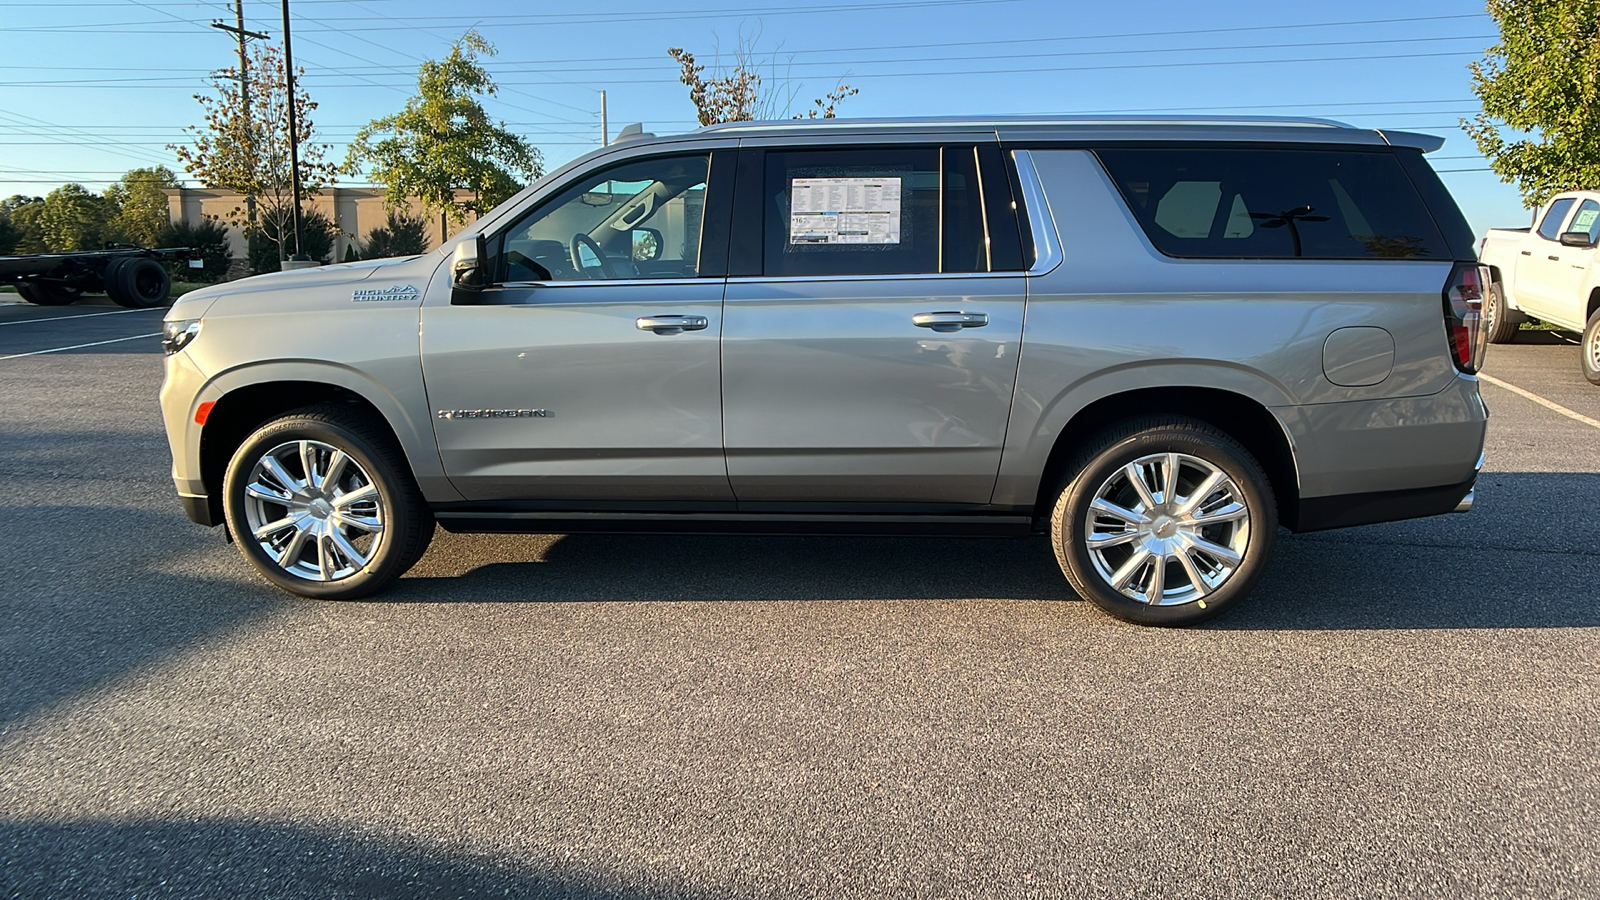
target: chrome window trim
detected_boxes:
[1011,150,1063,276]
[493,277,714,290]
[725,271,1019,286]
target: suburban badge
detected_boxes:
[437,409,552,419]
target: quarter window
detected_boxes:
[1097,148,1450,260]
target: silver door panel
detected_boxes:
[421,282,731,502]
[722,276,1025,503]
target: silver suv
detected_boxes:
[160,116,1489,625]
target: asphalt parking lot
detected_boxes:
[1,294,1596,899]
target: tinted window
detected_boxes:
[499,153,709,282]
[1538,197,1577,241]
[760,146,990,277]
[1097,148,1450,260]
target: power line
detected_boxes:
[0,32,1498,85]
[2,0,1025,32]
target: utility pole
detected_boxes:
[600,90,608,147]
[210,2,268,225]
[280,0,304,258]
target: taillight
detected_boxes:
[1443,262,1490,374]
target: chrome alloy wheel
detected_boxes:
[1589,325,1600,372]
[1082,452,1251,607]
[240,439,385,582]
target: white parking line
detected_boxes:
[0,332,162,361]
[0,307,163,327]
[1479,372,1600,431]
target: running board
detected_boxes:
[432,510,1034,537]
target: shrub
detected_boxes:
[362,209,429,259]
[156,218,232,283]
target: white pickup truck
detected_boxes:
[1479,189,1600,383]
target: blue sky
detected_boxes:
[0,0,1529,237]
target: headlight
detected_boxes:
[162,319,201,355]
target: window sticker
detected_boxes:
[1572,207,1599,233]
[789,177,902,244]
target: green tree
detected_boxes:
[1466,0,1600,206]
[3,196,46,255]
[347,30,542,231]
[105,166,182,247]
[38,184,111,252]
[172,43,339,265]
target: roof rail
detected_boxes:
[694,114,1358,134]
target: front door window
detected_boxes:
[499,154,710,282]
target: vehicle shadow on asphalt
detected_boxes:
[393,471,1599,631]
[398,531,1074,604]
[0,817,685,899]
[1222,470,1599,630]
[0,503,283,730]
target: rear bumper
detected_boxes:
[1294,471,1476,532]
[1277,374,1487,531]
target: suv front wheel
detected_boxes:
[222,404,434,599]
[1050,417,1277,626]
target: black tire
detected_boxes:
[1484,280,1521,345]
[1582,309,1600,386]
[15,282,80,306]
[105,256,171,308]
[1049,416,1277,626]
[222,404,434,599]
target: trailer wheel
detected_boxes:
[105,257,171,309]
[15,282,80,306]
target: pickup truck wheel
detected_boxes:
[15,282,80,306]
[105,257,172,308]
[1583,311,1600,385]
[1050,417,1277,626]
[223,405,434,599]
[1484,281,1521,345]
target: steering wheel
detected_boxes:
[569,233,618,280]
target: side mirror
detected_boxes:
[450,234,489,305]
[1560,231,1596,248]
[632,227,663,261]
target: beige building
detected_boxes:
[161,187,476,268]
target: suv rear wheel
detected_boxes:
[1050,416,1277,626]
[222,404,433,599]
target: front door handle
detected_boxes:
[1549,255,1561,261]
[636,315,709,335]
[912,311,989,333]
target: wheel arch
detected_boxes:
[1587,285,1600,323]
[1030,386,1301,529]
[194,363,454,524]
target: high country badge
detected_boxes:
[352,284,420,303]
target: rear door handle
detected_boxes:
[636,315,709,335]
[1549,255,1561,261]
[912,311,989,333]
[1521,251,1532,256]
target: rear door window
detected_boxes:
[757,146,996,277]
[1096,147,1451,260]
